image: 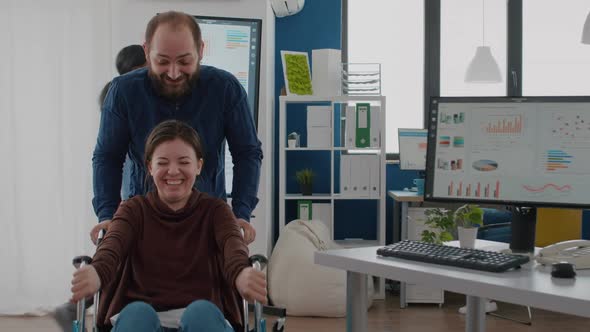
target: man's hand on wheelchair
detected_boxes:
[90,219,112,245]
[237,218,256,244]
[235,267,267,305]
[70,265,101,303]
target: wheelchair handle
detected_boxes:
[72,256,92,332]
[244,255,268,332]
[252,261,263,330]
[249,254,268,270]
[73,228,105,332]
[72,256,92,269]
[97,229,106,245]
[91,229,106,331]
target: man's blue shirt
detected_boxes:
[92,66,262,222]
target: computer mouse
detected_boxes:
[551,262,576,278]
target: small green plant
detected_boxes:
[295,168,315,185]
[454,204,484,228]
[421,208,455,244]
[295,168,315,195]
[420,204,483,244]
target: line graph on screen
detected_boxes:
[522,183,573,193]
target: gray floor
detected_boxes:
[1,292,589,332]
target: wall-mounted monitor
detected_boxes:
[426,96,590,209]
[193,15,262,194]
[398,128,427,171]
[195,15,262,125]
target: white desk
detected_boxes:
[314,240,590,332]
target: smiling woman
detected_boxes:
[69,119,266,331]
[145,120,204,211]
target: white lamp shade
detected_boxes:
[465,46,502,83]
[582,12,590,44]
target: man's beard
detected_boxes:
[148,65,199,100]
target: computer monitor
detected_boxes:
[426,96,590,252]
[193,15,262,194]
[195,15,262,124]
[398,128,427,171]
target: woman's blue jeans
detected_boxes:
[112,300,234,332]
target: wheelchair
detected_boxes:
[72,232,286,332]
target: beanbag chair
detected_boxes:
[268,219,374,317]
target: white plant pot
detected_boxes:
[288,139,297,148]
[457,226,478,248]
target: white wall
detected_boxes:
[109,0,275,256]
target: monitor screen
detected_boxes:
[398,128,427,170]
[195,15,262,124]
[426,96,590,208]
[193,15,262,195]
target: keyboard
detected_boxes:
[377,240,530,272]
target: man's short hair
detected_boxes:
[145,11,203,53]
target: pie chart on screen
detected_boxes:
[472,159,498,171]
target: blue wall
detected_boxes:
[273,0,421,244]
[274,0,343,243]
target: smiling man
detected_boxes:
[147,21,201,100]
[92,11,262,244]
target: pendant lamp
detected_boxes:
[465,0,502,83]
[582,12,590,44]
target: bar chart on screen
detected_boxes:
[443,179,501,199]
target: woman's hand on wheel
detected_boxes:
[235,267,267,304]
[70,265,101,303]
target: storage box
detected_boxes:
[307,127,331,148]
[312,49,342,97]
[307,105,331,148]
[307,106,332,127]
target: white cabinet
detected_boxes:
[278,95,387,298]
[405,207,445,306]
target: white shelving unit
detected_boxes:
[278,95,387,298]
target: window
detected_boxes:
[346,0,424,155]
[523,0,590,95]
[348,0,590,153]
[440,0,507,96]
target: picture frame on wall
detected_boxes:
[280,50,313,95]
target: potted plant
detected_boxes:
[287,132,299,148]
[454,204,484,248]
[420,208,455,245]
[295,168,315,195]
[420,204,483,248]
